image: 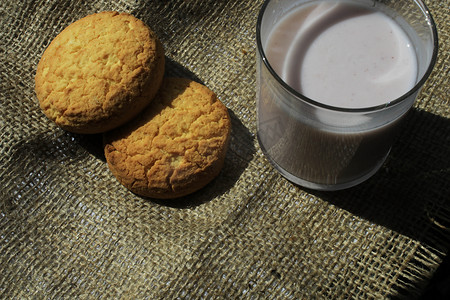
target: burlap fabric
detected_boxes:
[1,0,449,299]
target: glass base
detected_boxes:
[258,135,389,191]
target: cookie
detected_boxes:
[35,11,165,134]
[103,77,231,199]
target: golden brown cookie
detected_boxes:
[35,11,165,134]
[103,77,231,199]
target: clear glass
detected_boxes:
[256,0,438,190]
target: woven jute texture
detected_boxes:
[1,0,449,299]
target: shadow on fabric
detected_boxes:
[314,109,450,298]
[315,109,450,247]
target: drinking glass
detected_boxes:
[256,0,438,190]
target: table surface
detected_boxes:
[1,0,449,298]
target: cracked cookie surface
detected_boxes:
[35,11,164,133]
[103,77,231,199]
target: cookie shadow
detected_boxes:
[163,56,204,82]
[71,132,105,162]
[2,130,104,213]
[12,131,105,164]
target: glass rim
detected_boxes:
[256,0,439,113]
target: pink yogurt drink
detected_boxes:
[256,0,438,190]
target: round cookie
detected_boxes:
[103,77,231,199]
[35,11,165,134]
